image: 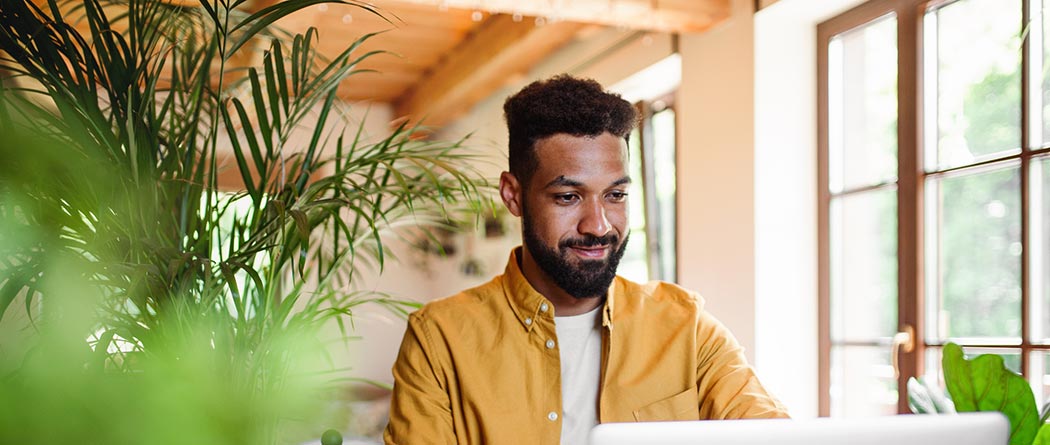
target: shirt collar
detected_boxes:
[501,246,617,332]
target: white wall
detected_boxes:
[753,0,867,418]
[676,0,867,417]
[677,0,758,362]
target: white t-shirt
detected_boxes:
[555,305,603,445]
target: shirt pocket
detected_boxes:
[632,387,700,422]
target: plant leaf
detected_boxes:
[0,269,32,317]
[943,342,1039,445]
[907,377,935,414]
[1036,424,1050,445]
[226,0,387,57]
[925,375,956,413]
[943,343,976,410]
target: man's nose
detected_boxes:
[578,199,611,237]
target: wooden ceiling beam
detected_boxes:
[756,0,781,11]
[390,13,584,127]
[367,0,731,33]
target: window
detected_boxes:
[819,0,1050,416]
[620,96,678,283]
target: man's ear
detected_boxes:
[499,171,523,217]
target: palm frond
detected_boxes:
[0,0,493,442]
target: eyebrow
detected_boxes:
[544,175,632,189]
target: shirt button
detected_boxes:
[547,411,559,421]
[540,303,549,313]
[525,317,533,326]
[545,339,555,349]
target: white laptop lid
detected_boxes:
[589,412,1009,445]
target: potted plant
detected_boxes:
[0,0,489,443]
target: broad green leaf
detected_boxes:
[943,343,977,410]
[1036,424,1050,445]
[943,343,1040,445]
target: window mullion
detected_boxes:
[1021,0,1032,378]
[897,0,925,415]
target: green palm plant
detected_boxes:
[0,0,489,443]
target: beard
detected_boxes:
[521,213,629,300]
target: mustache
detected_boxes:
[559,234,618,249]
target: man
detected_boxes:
[384,75,787,445]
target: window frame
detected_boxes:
[629,94,679,283]
[817,0,1050,416]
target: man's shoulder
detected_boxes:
[615,276,706,311]
[409,274,505,323]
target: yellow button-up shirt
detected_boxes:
[384,248,787,445]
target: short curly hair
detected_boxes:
[503,75,638,186]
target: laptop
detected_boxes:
[589,412,1009,445]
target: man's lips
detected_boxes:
[568,245,610,259]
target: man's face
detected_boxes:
[503,132,630,299]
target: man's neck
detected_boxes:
[518,247,605,316]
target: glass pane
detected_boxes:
[651,107,676,283]
[922,346,952,409]
[828,15,898,192]
[830,346,897,417]
[1033,158,1050,343]
[923,347,946,392]
[926,166,1022,341]
[928,0,1021,171]
[830,190,898,341]
[1030,351,1050,411]
[1040,0,1050,146]
[620,130,649,282]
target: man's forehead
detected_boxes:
[534,131,624,145]
[532,133,628,159]
[528,140,629,189]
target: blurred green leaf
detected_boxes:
[1034,425,1050,445]
[0,0,493,442]
[943,343,1040,445]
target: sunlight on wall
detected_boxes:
[754,0,868,419]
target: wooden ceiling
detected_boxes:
[271,0,731,126]
[25,0,731,127]
[277,2,483,103]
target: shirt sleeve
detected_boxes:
[384,313,457,445]
[694,309,790,420]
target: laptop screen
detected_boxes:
[589,412,1008,445]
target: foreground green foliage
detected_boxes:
[0,0,489,442]
[907,376,956,414]
[909,343,1050,445]
[943,343,1042,445]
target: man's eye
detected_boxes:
[607,191,628,202]
[554,194,578,204]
